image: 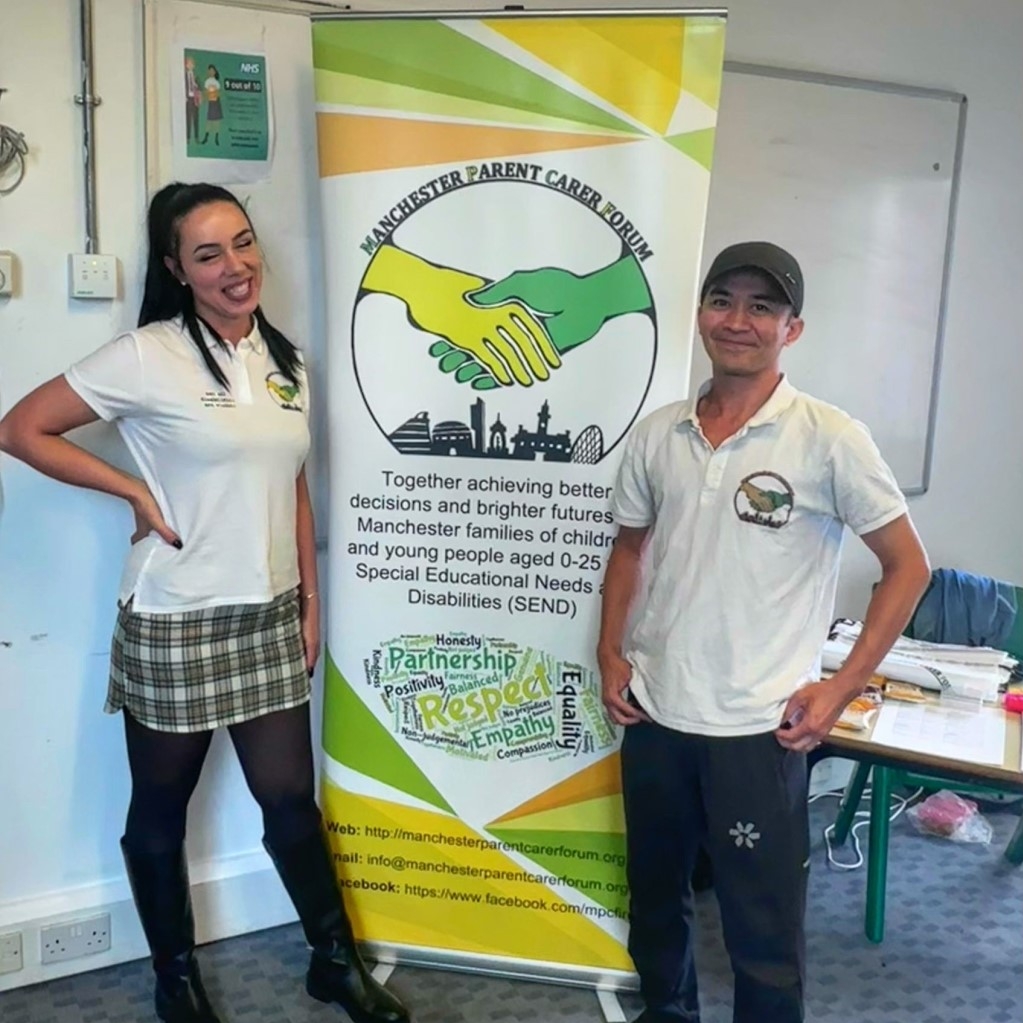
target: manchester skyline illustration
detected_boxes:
[388,397,605,463]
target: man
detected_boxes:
[598,242,930,1023]
[184,55,201,143]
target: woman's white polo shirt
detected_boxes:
[66,318,310,613]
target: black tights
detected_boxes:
[122,704,321,855]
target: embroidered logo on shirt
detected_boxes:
[266,372,303,412]
[734,471,794,529]
[729,821,761,849]
[201,390,236,409]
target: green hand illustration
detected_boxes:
[426,338,499,390]
[429,255,653,388]
[473,255,653,353]
[361,243,560,388]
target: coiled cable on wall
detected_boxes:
[0,90,28,196]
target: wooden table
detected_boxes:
[820,701,1023,942]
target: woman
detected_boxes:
[201,66,222,146]
[0,183,409,1023]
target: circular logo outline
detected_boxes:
[350,177,658,467]
[733,470,794,529]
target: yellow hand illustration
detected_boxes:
[361,244,561,387]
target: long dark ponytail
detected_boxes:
[138,181,302,391]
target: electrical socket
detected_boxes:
[0,931,23,974]
[40,913,111,965]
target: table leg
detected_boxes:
[833,762,871,845]
[1005,813,1023,866]
[865,765,893,943]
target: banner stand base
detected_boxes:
[596,988,627,1022]
[371,962,397,984]
[363,942,637,1014]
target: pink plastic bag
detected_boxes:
[906,790,993,844]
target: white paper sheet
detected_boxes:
[870,702,1007,767]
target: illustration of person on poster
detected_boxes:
[175,46,272,183]
[201,64,223,146]
[183,55,201,143]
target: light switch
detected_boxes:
[0,252,14,296]
[69,253,118,299]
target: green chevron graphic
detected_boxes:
[322,651,454,815]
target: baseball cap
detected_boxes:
[701,241,804,316]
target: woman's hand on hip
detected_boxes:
[128,485,182,548]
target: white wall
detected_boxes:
[3,0,1023,991]
[1,0,156,978]
[698,0,1023,615]
[0,0,324,990]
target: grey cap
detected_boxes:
[701,241,804,316]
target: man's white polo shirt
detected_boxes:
[611,377,907,737]
[66,317,310,613]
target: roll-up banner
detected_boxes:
[313,9,726,982]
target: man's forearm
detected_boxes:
[597,542,643,659]
[834,564,930,696]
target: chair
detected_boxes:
[830,578,1023,942]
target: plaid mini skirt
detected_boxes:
[106,588,310,733]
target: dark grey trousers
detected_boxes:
[621,719,809,1023]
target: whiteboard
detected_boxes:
[696,62,966,494]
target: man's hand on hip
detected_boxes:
[598,650,650,726]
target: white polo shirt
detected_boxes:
[611,377,907,737]
[66,317,310,614]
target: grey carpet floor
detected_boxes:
[3,798,1021,1023]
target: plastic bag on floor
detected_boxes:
[906,790,993,844]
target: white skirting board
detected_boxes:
[0,860,297,993]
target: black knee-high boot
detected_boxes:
[120,839,222,1023]
[263,831,410,1023]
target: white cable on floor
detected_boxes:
[810,785,924,870]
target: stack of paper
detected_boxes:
[870,701,1007,767]
[822,619,1018,702]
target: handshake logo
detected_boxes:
[352,179,659,465]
